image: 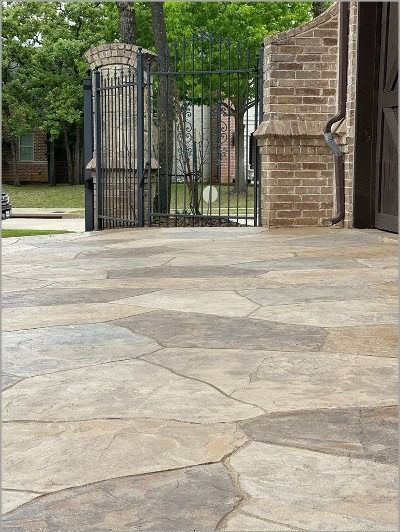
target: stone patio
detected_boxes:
[2,226,398,531]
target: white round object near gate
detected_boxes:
[202,186,218,204]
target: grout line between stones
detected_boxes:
[137,357,267,414]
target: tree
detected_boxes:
[35,3,119,185]
[2,2,119,186]
[117,1,136,44]
[151,2,174,213]
[3,1,315,191]
[2,2,44,185]
[113,2,154,50]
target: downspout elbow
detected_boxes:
[323,131,345,225]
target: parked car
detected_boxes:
[2,191,12,220]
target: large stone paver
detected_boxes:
[229,442,397,531]
[3,324,160,377]
[4,419,245,492]
[113,289,259,317]
[3,359,262,422]
[117,310,326,350]
[2,227,398,530]
[143,348,397,411]
[239,406,398,464]
[3,302,152,331]
[2,464,240,531]
[323,324,398,356]
[252,298,398,327]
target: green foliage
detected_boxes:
[165,2,313,46]
[2,2,41,139]
[2,1,313,146]
[135,3,154,51]
[2,2,119,142]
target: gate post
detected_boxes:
[94,70,102,230]
[83,76,94,231]
[256,45,264,227]
[136,48,145,227]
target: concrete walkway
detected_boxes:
[3,216,84,232]
[11,208,85,218]
[2,227,398,531]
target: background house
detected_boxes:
[2,132,49,184]
[2,132,76,185]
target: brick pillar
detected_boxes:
[342,1,359,228]
[255,5,340,228]
[84,44,157,228]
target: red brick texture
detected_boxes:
[2,131,48,183]
[255,4,340,228]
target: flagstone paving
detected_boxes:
[2,227,398,531]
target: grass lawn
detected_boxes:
[2,183,254,215]
[3,184,84,209]
[2,229,73,238]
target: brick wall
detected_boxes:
[255,4,340,228]
[343,1,359,228]
[2,131,48,183]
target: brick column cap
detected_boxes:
[84,43,156,70]
[254,119,346,138]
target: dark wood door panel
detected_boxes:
[375,2,398,233]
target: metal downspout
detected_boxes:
[323,2,350,225]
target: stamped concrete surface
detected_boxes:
[2,227,398,531]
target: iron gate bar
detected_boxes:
[227,39,231,221]
[257,44,264,227]
[136,48,144,227]
[83,76,94,232]
[94,70,102,230]
[146,58,152,226]
[153,69,256,75]
[133,65,137,225]
[217,38,222,220]
[149,213,255,220]
[235,42,240,225]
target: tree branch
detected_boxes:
[220,100,235,114]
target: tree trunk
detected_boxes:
[176,96,200,215]
[151,1,174,214]
[48,139,56,186]
[312,2,326,18]
[234,111,247,194]
[10,139,20,187]
[64,128,73,185]
[74,125,81,185]
[117,1,136,44]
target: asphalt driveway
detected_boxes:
[2,226,398,531]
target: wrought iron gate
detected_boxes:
[84,37,263,230]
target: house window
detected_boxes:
[19,133,34,161]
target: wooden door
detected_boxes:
[375,2,398,233]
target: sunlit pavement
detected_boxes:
[2,226,397,531]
